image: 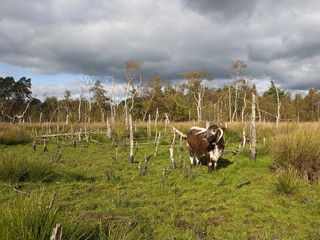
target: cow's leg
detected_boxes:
[195,154,201,167]
[205,153,212,173]
[189,151,195,168]
[209,146,222,171]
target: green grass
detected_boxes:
[0,123,320,239]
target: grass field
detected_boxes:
[0,122,320,239]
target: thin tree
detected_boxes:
[124,61,143,127]
[230,60,247,122]
[79,68,96,123]
[93,80,107,123]
[181,70,212,123]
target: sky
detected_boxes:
[1,0,320,100]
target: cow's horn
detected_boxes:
[195,128,207,135]
[217,128,224,142]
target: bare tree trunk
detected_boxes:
[124,98,128,129]
[241,93,246,122]
[50,223,62,240]
[39,112,42,125]
[250,93,256,161]
[228,82,232,122]
[197,92,203,123]
[155,107,159,127]
[110,78,116,123]
[154,131,161,156]
[275,84,281,128]
[107,117,111,139]
[169,147,175,169]
[148,114,151,138]
[128,114,134,163]
[232,84,238,122]
[78,85,82,123]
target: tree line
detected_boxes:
[1,61,320,124]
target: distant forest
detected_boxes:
[1,61,320,124]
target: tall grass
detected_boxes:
[270,124,320,183]
[0,193,98,240]
[0,149,57,183]
[0,124,32,145]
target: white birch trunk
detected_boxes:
[107,117,111,139]
[241,92,246,122]
[128,114,134,163]
[250,93,256,161]
[155,107,159,127]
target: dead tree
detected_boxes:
[154,131,161,156]
[148,114,151,138]
[275,82,281,128]
[4,98,33,123]
[165,113,187,138]
[250,93,257,161]
[128,114,134,163]
[155,107,159,127]
[80,69,96,123]
[50,223,62,240]
[107,117,111,139]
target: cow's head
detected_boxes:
[197,125,225,144]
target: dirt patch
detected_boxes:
[206,206,227,212]
[207,214,225,226]
[177,220,193,229]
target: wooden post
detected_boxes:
[250,93,257,161]
[128,114,134,163]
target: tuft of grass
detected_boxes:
[0,124,32,145]
[270,127,320,182]
[276,168,299,195]
[0,193,59,240]
[0,149,57,183]
[0,193,99,240]
[62,168,92,182]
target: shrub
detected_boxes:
[270,127,320,183]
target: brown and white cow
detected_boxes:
[187,124,225,173]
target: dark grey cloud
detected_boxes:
[181,0,258,20]
[1,0,320,93]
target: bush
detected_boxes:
[270,127,320,183]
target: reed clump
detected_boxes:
[270,124,320,183]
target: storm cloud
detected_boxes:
[1,0,320,94]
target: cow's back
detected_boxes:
[187,127,206,154]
